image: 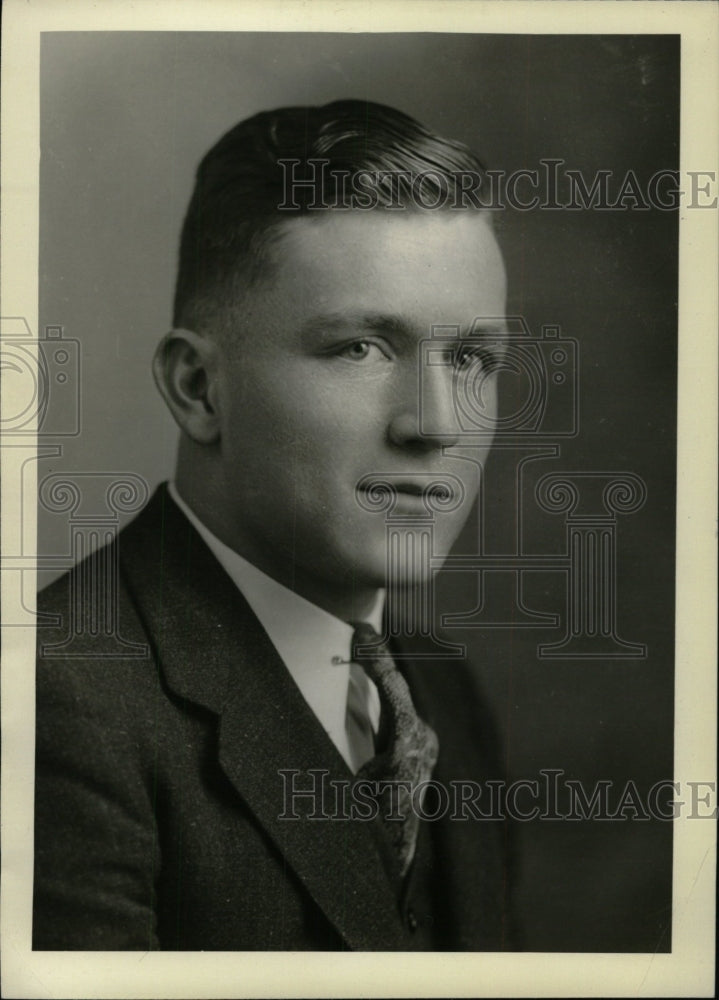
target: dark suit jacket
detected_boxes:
[33,484,516,951]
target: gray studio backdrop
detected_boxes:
[37,32,678,951]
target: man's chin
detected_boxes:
[371,558,435,590]
[346,537,458,590]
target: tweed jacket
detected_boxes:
[33,484,515,950]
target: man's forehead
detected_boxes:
[229,209,507,343]
[275,206,497,249]
[262,209,505,291]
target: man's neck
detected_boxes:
[170,476,383,625]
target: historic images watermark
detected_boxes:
[278,158,717,212]
[278,768,718,823]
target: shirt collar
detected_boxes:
[167,482,383,766]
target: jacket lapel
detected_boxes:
[119,485,406,950]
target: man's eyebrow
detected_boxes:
[299,312,506,342]
[299,312,415,341]
[301,312,413,334]
[465,321,507,336]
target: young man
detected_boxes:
[33,100,515,951]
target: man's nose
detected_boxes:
[387,360,460,450]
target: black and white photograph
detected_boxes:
[1,1,716,997]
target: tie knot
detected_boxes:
[351,620,379,648]
[351,622,394,680]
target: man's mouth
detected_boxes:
[356,477,459,512]
[393,481,424,496]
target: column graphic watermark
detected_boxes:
[1,316,149,654]
[359,315,648,659]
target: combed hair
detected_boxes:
[173,99,489,334]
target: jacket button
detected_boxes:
[407,908,418,932]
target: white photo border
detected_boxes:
[1,1,716,997]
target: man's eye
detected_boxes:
[338,341,386,362]
[454,345,493,371]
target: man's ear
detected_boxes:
[152,328,221,444]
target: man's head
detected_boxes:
[154,100,507,620]
[171,99,493,337]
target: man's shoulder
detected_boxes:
[36,543,157,710]
[37,483,165,600]
[35,482,265,719]
[37,480,201,638]
[35,489,171,699]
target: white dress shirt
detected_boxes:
[168,482,382,772]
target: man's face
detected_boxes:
[212,210,506,609]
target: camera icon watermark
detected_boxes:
[1,317,81,437]
[418,316,578,439]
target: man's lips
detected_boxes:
[358,482,432,496]
[391,481,425,496]
[356,480,457,504]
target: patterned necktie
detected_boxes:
[351,622,439,878]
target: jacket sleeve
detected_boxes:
[33,656,162,950]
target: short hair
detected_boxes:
[173,99,490,334]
